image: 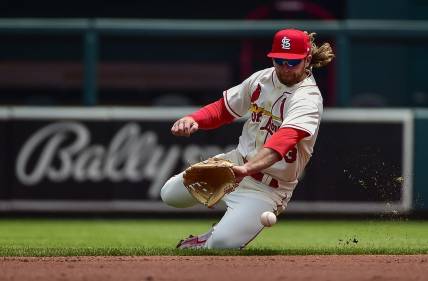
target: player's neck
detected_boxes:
[296,71,308,85]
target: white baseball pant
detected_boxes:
[160,149,289,249]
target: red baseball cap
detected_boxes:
[267,29,311,59]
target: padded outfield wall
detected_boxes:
[0,107,421,214]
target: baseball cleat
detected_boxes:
[176,234,207,249]
[176,223,216,249]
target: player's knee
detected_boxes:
[160,179,176,206]
[160,175,195,208]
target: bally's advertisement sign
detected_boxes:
[0,107,413,213]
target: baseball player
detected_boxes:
[161,29,335,249]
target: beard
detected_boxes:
[277,70,305,86]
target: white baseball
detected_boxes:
[260,211,277,227]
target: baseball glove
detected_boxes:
[183,158,237,208]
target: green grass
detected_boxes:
[0,219,427,256]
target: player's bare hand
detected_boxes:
[232,165,250,184]
[171,117,199,137]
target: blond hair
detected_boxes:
[306,32,335,68]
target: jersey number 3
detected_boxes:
[284,147,297,163]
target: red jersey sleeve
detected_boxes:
[188,97,235,129]
[264,127,310,158]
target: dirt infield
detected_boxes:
[1,255,427,281]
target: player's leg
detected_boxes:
[168,148,273,249]
[174,149,278,249]
[176,190,277,249]
[205,190,277,249]
[160,172,198,208]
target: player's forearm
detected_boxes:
[243,148,282,175]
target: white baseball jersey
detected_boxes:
[223,67,323,194]
[161,68,323,249]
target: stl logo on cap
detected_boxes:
[281,37,291,50]
[267,29,310,59]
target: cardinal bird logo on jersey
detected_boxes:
[251,84,261,102]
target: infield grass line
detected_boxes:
[0,219,427,256]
